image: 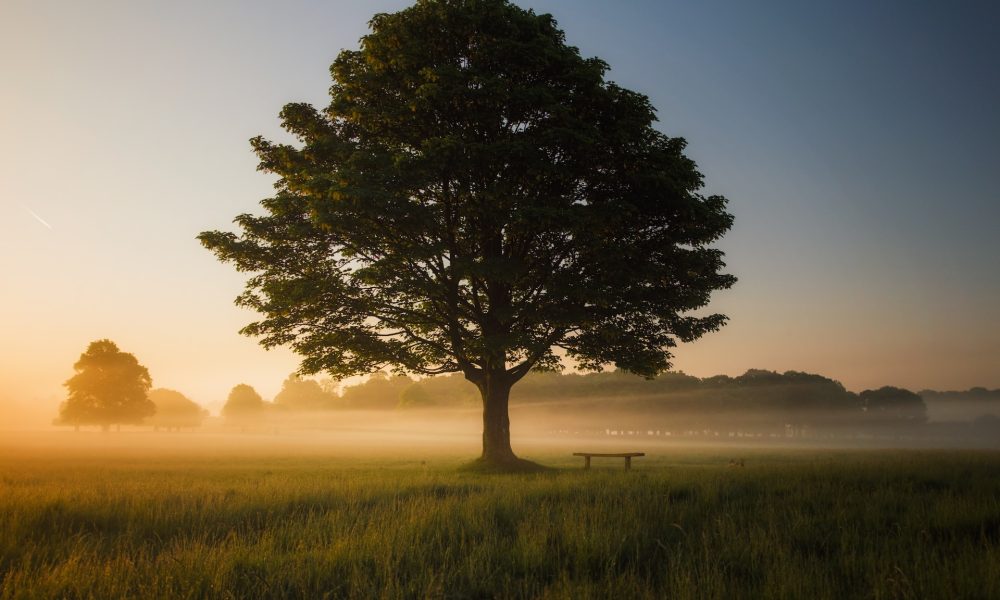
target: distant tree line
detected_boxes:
[57,339,996,435]
[217,367,983,433]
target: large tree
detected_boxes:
[58,339,154,431]
[199,0,735,468]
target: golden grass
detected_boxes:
[1,435,998,598]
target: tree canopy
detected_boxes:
[860,386,927,424]
[148,388,208,430]
[273,374,337,411]
[341,372,415,410]
[222,384,267,421]
[58,339,154,430]
[199,0,734,466]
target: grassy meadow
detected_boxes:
[1,433,999,599]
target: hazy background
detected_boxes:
[2,0,998,426]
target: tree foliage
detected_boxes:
[397,382,437,408]
[148,388,207,430]
[200,0,733,381]
[400,373,479,408]
[222,384,266,421]
[199,0,735,463]
[273,374,337,411]
[341,372,414,410]
[860,386,927,424]
[58,339,154,429]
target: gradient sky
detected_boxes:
[2,0,998,422]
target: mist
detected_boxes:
[11,369,998,454]
[0,394,60,431]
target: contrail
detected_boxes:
[21,205,53,229]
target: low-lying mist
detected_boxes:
[10,369,1000,453]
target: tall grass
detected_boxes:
[1,445,998,598]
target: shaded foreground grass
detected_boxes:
[1,443,999,599]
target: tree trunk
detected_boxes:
[476,371,518,464]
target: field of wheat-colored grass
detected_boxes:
[1,434,998,599]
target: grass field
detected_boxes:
[1,434,998,599]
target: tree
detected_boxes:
[340,372,415,410]
[400,373,478,408]
[148,388,208,430]
[860,386,928,424]
[398,382,437,408]
[273,374,336,411]
[58,339,154,431]
[222,384,267,426]
[199,0,735,468]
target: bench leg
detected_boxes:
[584,456,591,470]
[625,456,631,471]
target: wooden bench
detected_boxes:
[573,452,645,470]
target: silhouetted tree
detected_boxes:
[148,388,208,430]
[58,339,154,431]
[860,386,928,424]
[273,374,336,411]
[199,0,734,468]
[222,384,266,427]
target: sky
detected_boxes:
[2,0,998,423]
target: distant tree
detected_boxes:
[222,384,266,427]
[199,0,734,468]
[273,374,336,411]
[727,370,860,417]
[341,372,415,410]
[406,373,479,407]
[398,383,436,408]
[319,378,343,398]
[512,369,702,402]
[860,386,928,424]
[58,339,154,431]
[148,388,208,431]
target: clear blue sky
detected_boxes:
[2,0,998,421]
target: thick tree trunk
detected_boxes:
[476,371,518,464]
